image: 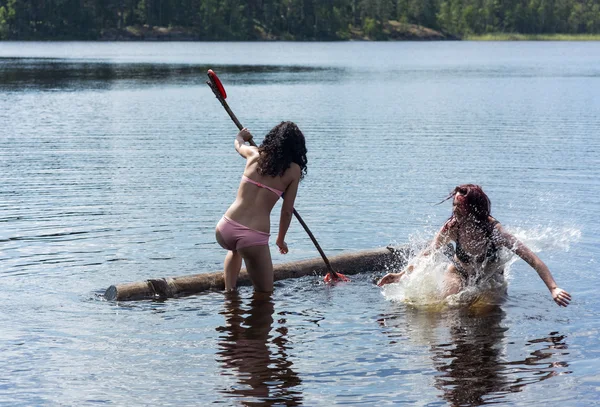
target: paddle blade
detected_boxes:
[323,272,350,284]
[207,69,227,99]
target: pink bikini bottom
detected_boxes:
[216,216,270,251]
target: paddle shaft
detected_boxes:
[207,81,337,276]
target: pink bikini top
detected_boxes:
[242,175,284,198]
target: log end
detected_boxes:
[104,285,118,301]
[103,281,155,302]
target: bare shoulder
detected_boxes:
[244,147,260,161]
[237,144,259,160]
[287,162,302,180]
[442,217,458,233]
[489,217,505,233]
[243,151,260,173]
[438,217,458,242]
[489,218,519,247]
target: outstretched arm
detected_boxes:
[377,222,453,287]
[497,226,571,307]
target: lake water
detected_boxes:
[1,41,599,406]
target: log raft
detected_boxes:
[104,245,411,301]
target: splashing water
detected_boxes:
[381,251,447,306]
[382,225,581,310]
[508,225,581,253]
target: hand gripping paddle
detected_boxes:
[206,69,349,283]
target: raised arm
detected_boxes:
[235,128,258,158]
[496,225,571,307]
[275,165,300,255]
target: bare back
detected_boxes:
[225,148,300,233]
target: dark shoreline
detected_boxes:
[102,23,457,41]
[9,22,453,42]
[4,25,598,42]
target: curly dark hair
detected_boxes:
[257,121,308,180]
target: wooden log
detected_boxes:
[104,245,411,302]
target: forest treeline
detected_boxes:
[1,0,599,40]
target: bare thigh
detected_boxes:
[238,245,273,293]
[443,264,465,297]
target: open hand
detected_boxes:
[551,287,571,307]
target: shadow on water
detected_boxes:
[378,306,571,407]
[0,59,339,91]
[216,291,303,406]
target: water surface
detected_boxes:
[1,41,599,406]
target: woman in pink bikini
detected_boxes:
[216,121,307,293]
[378,184,571,307]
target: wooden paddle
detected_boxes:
[206,69,349,283]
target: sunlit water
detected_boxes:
[1,41,599,406]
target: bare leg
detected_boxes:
[238,245,273,293]
[216,228,243,291]
[443,264,464,297]
[224,250,243,291]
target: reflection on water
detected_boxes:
[216,291,302,406]
[0,41,595,406]
[0,59,338,90]
[379,306,571,406]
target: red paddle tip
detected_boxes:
[323,272,350,284]
[207,69,227,99]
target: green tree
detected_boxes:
[0,0,599,40]
[0,0,16,39]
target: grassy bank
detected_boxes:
[466,33,600,41]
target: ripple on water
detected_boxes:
[1,42,599,406]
